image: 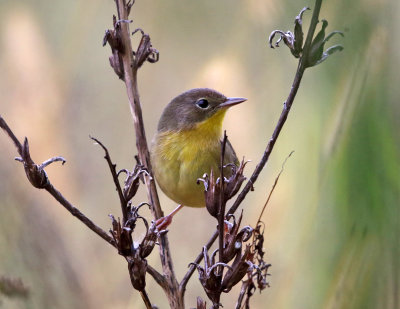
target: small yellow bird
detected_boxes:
[150,88,246,227]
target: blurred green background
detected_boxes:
[0,0,399,308]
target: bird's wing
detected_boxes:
[223,137,240,167]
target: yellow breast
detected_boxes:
[151,110,227,207]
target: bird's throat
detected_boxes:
[191,109,227,140]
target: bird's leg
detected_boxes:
[155,204,184,230]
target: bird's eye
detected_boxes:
[196,99,209,109]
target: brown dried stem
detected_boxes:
[235,279,250,309]
[140,290,153,309]
[147,264,167,289]
[0,116,116,248]
[0,116,22,154]
[112,1,182,307]
[218,132,228,270]
[45,184,116,246]
[180,0,323,294]
[90,136,128,223]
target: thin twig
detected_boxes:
[40,156,66,168]
[0,116,23,154]
[180,0,323,293]
[0,116,116,247]
[147,264,167,289]
[44,184,116,246]
[90,136,128,223]
[218,132,228,269]
[254,151,294,227]
[140,290,153,309]
[180,231,218,293]
[235,279,250,309]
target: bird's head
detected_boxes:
[158,88,246,132]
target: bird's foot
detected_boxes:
[155,204,183,231]
[155,215,173,231]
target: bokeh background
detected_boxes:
[0,0,399,308]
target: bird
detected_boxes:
[150,88,246,229]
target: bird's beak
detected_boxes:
[219,97,247,108]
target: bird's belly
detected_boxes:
[151,132,220,207]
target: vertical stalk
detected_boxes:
[113,0,183,307]
[218,133,228,268]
